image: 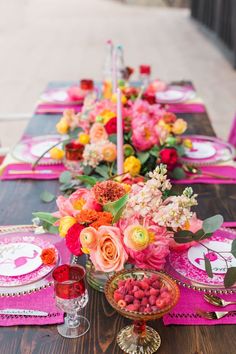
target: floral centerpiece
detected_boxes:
[33,164,232,291]
[51,94,191,180]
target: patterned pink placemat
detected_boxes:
[163,286,236,326]
[0,163,66,180]
[0,231,70,326]
[35,103,83,115]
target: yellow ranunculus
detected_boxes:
[78,133,90,145]
[101,110,116,124]
[124,156,141,177]
[56,118,69,135]
[111,93,127,105]
[172,118,187,135]
[183,138,193,149]
[124,225,154,251]
[49,147,65,160]
[59,216,77,238]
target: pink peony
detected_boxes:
[54,188,102,218]
[89,226,128,272]
[131,115,158,151]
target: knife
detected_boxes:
[8,170,54,175]
[0,309,48,316]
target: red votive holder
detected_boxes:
[139,65,151,75]
[80,79,94,91]
[65,141,84,161]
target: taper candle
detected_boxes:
[116,88,124,175]
[112,48,117,93]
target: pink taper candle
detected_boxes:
[116,88,124,175]
[112,49,117,93]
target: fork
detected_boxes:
[204,294,236,307]
[197,309,236,320]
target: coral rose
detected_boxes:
[101,142,117,162]
[124,156,141,177]
[89,226,128,272]
[40,248,57,265]
[65,223,85,256]
[172,118,187,135]
[59,216,77,237]
[159,148,178,171]
[90,122,108,143]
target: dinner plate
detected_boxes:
[165,228,236,293]
[181,135,234,166]
[155,86,196,104]
[11,135,66,165]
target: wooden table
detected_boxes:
[0,91,236,354]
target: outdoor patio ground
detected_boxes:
[0,0,235,148]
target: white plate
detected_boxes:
[0,242,43,277]
[185,142,216,159]
[41,90,68,103]
[30,140,62,158]
[188,241,236,275]
[155,89,185,103]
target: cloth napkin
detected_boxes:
[0,232,70,326]
[35,103,83,115]
[0,163,66,180]
[163,286,236,326]
[172,165,236,184]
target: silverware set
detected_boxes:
[197,294,236,320]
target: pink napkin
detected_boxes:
[168,103,205,114]
[1,163,66,180]
[35,104,82,115]
[172,165,236,184]
[0,232,70,326]
[163,286,236,325]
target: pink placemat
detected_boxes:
[172,166,236,184]
[35,103,82,115]
[1,163,66,180]
[0,231,70,326]
[168,103,206,114]
[163,286,236,325]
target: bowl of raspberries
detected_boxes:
[104,269,180,354]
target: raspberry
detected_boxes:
[160,286,169,293]
[118,299,127,308]
[140,281,149,290]
[152,281,161,289]
[126,304,139,312]
[139,306,145,312]
[151,306,158,312]
[141,297,148,306]
[150,288,159,296]
[144,307,152,313]
[114,291,123,302]
[133,299,141,306]
[134,290,145,299]
[118,280,125,288]
[124,295,134,304]
[149,295,157,306]
[155,298,165,309]
[118,286,127,296]
[132,285,139,292]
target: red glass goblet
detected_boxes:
[52,264,90,338]
[64,141,84,175]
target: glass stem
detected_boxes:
[133,320,146,338]
[66,312,80,328]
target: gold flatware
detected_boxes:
[183,164,234,180]
[204,294,236,307]
[8,169,54,175]
[197,309,236,320]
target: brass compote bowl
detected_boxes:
[105,269,180,354]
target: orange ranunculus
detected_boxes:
[40,248,57,265]
[80,227,98,250]
[101,142,117,162]
[89,123,108,143]
[89,226,128,272]
[172,118,187,135]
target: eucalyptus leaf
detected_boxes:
[172,167,186,180]
[231,239,236,258]
[32,212,58,226]
[204,255,213,278]
[75,175,97,187]
[40,191,55,203]
[137,152,150,164]
[192,229,212,241]
[108,134,117,144]
[59,171,72,184]
[173,230,194,244]
[83,165,93,175]
[224,267,236,288]
[95,165,109,179]
[203,215,224,234]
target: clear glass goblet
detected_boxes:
[52,264,90,338]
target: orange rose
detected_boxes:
[90,123,108,143]
[40,248,57,265]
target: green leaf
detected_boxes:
[83,165,93,175]
[40,191,55,203]
[176,145,185,157]
[172,167,186,180]
[108,134,117,144]
[95,165,109,179]
[41,222,58,234]
[75,175,97,187]
[224,267,236,288]
[32,212,58,225]
[149,146,159,157]
[173,230,194,244]
[204,255,213,278]
[137,152,150,164]
[59,171,72,184]
[69,127,82,139]
[203,215,224,234]
[192,229,212,241]
[231,239,236,258]
[104,194,129,222]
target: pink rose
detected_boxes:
[89,226,128,272]
[54,188,101,218]
[89,122,108,143]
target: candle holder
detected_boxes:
[105,269,180,354]
[64,141,84,175]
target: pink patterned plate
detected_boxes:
[11,135,67,165]
[155,86,195,104]
[181,135,234,166]
[165,228,236,293]
[0,234,59,287]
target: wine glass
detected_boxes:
[105,269,180,354]
[52,264,90,338]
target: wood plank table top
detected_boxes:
[0,89,236,354]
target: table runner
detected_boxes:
[163,286,236,326]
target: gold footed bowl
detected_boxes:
[105,269,180,354]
